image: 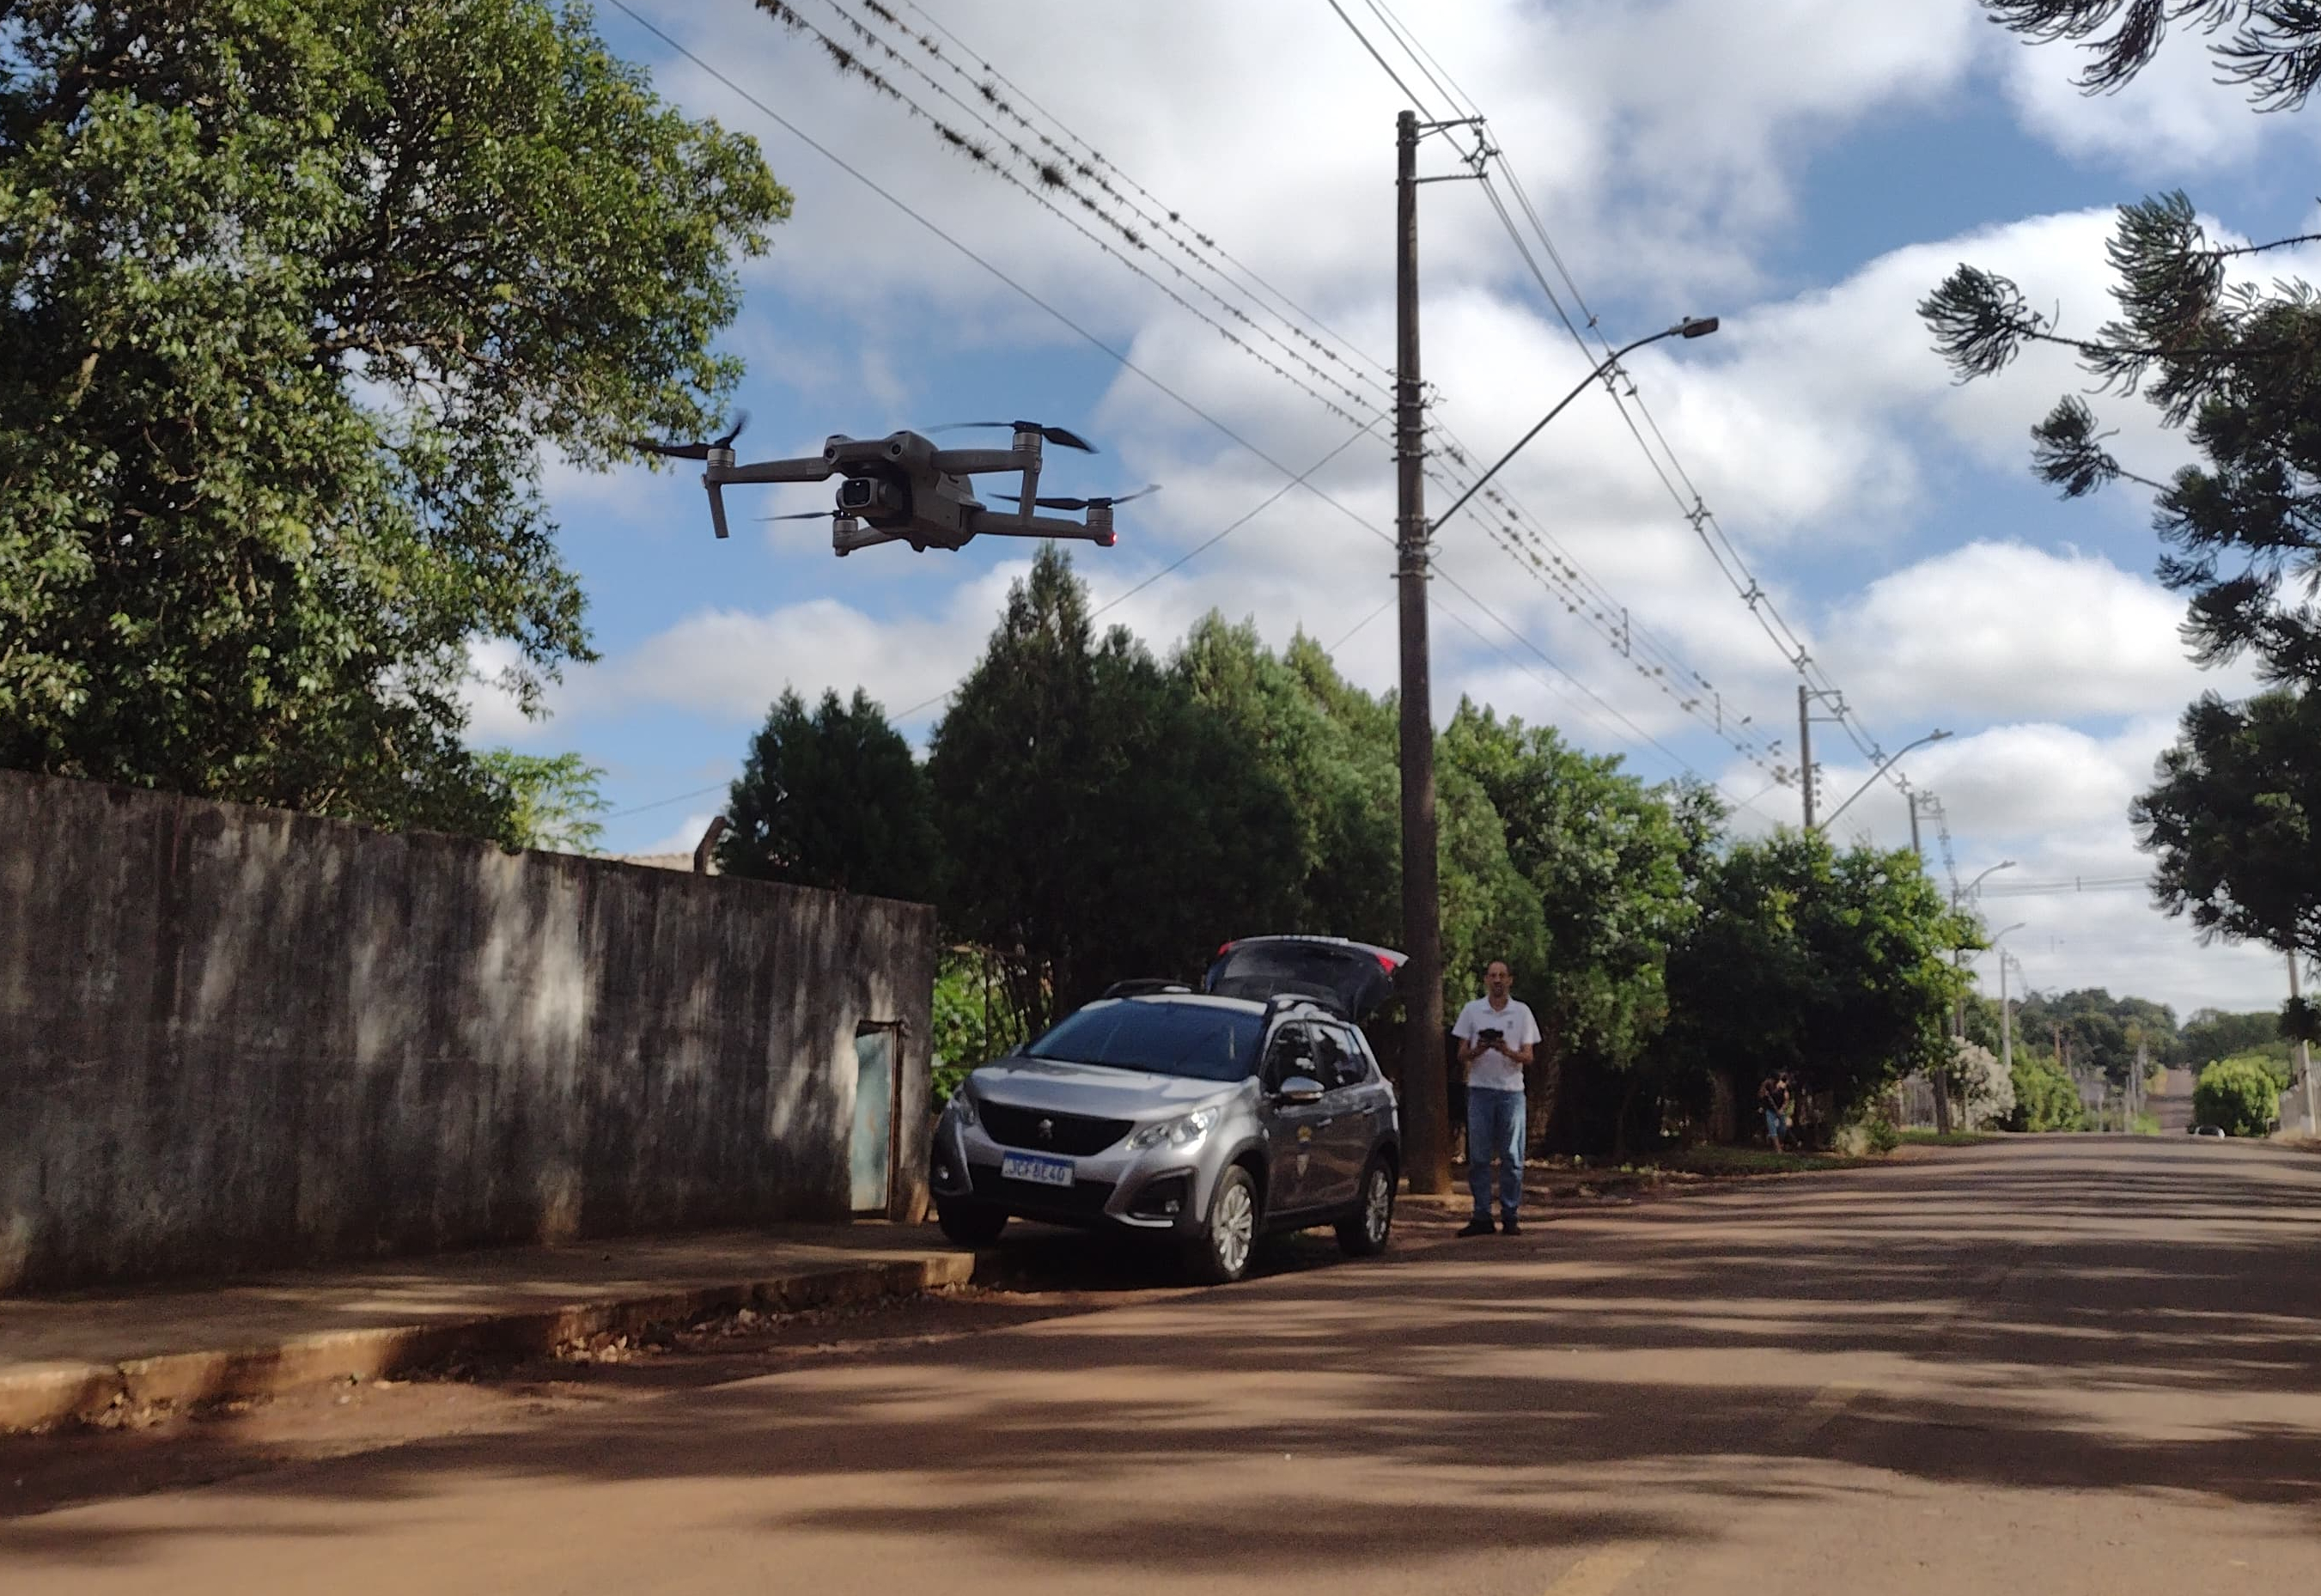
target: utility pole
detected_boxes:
[1908,792,1922,860]
[1999,950,2013,1080]
[1394,108,1449,1195]
[2293,953,2317,1137]
[1797,683,1815,830]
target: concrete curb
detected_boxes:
[0,1252,972,1435]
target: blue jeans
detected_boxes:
[1467,1087,1526,1218]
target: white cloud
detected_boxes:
[538,0,2316,1016]
[1995,18,2286,173]
[1824,539,2252,722]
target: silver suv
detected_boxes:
[928,936,1404,1283]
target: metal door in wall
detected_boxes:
[851,1026,898,1213]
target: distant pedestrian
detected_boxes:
[1758,1072,1792,1154]
[1453,959,1539,1237]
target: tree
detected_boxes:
[929,546,1302,1030]
[2132,689,2321,963]
[2184,1005,2296,1063]
[1952,1039,2017,1130]
[1441,703,1709,1150]
[476,749,608,854]
[1973,3,2321,107]
[0,2,789,842]
[1173,616,1400,947]
[1662,835,1973,1134]
[2008,1050,2087,1132]
[2193,1056,2281,1136]
[717,687,942,900]
[1924,12,2321,966]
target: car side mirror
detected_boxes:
[1274,1073,1325,1106]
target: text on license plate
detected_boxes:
[1000,1152,1076,1188]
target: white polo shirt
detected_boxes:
[1453,996,1539,1094]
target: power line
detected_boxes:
[601,781,731,822]
[874,1,1778,776]
[1327,2,1911,793]
[610,0,1775,818]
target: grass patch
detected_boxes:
[1897,1130,1999,1147]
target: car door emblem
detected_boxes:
[1037,1117,1055,1142]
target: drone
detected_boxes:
[625,415,1154,557]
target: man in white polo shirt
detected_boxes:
[1452,958,1539,1237]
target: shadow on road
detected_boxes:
[8,1136,2319,1577]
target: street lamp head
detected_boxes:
[1930,728,1952,743]
[1678,315,1720,338]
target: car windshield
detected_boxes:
[1024,1000,1264,1081]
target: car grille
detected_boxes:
[970,1165,1118,1221]
[978,1100,1132,1156]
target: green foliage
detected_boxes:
[475,749,608,854]
[2218,1048,2295,1093]
[2132,1112,2163,1137]
[1922,26,2321,966]
[2007,1051,2087,1132]
[717,687,941,900]
[1173,616,1401,947]
[2133,689,2321,965]
[0,0,789,837]
[1977,3,2321,115]
[1660,833,1974,1124]
[931,948,1020,1104]
[1865,1114,1902,1154]
[2194,1057,2282,1136]
[1441,704,1707,1079]
[928,547,1302,1030]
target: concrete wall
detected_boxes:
[0,770,934,1294]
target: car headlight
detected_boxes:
[947,1085,978,1128]
[1128,1106,1218,1151]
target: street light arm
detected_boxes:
[1812,728,1952,834]
[1431,317,1718,533]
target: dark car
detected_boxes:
[927,935,1406,1283]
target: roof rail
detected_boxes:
[1100,978,1195,1000]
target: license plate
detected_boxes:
[1000,1152,1076,1188]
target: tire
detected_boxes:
[1183,1164,1259,1285]
[1336,1155,1396,1257]
[935,1200,1008,1246]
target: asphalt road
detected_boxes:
[6,1136,2318,1593]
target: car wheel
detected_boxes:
[936,1200,1008,1246]
[1336,1156,1396,1257]
[1184,1164,1259,1285]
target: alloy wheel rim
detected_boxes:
[1217,1183,1254,1272]
[1366,1170,1392,1240]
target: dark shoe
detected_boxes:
[1501,1216,1523,1237]
[1457,1217,1495,1238]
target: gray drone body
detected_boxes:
[628,417,1151,557]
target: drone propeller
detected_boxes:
[624,411,750,461]
[930,419,1097,454]
[995,484,1160,512]
[760,508,841,521]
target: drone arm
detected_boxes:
[705,478,732,540]
[965,507,1116,546]
[712,456,839,486]
[928,447,1033,476]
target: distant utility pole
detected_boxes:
[1797,684,1815,830]
[1394,108,1448,1195]
[2293,953,2317,1136]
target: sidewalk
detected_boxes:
[0,1224,972,1433]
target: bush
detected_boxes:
[2193,1058,2281,1137]
[1865,1115,1901,1154]
[2008,1053,2086,1132]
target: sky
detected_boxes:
[473,0,2319,1020]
